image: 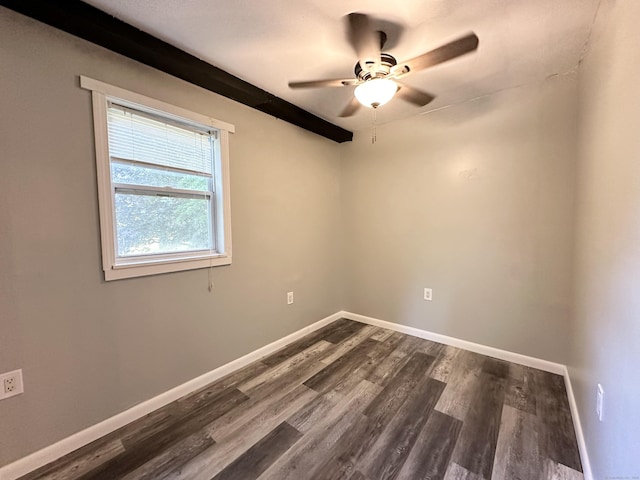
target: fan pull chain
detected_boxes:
[371,107,377,144]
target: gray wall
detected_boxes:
[0,8,343,466]
[571,0,640,476]
[341,74,578,364]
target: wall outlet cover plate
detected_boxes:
[0,369,24,400]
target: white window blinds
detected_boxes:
[107,103,215,174]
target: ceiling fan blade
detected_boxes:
[339,96,361,117]
[346,13,381,70]
[398,33,479,75]
[288,78,358,89]
[395,82,436,107]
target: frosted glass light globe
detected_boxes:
[354,78,397,108]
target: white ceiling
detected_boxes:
[83,0,600,132]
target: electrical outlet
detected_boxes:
[0,369,24,401]
[4,377,16,392]
[423,288,433,301]
[287,291,294,305]
[596,384,604,421]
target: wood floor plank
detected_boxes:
[309,353,437,480]
[122,360,270,448]
[364,352,436,421]
[285,388,342,434]
[259,319,353,367]
[378,330,407,350]
[77,388,248,480]
[211,422,302,480]
[176,361,270,412]
[257,380,381,480]
[304,412,374,479]
[444,462,485,480]
[320,325,379,364]
[430,345,461,383]
[209,367,319,441]
[365,331,406,365]
[541,458,585,480]
[365,345,409,387]
[452,371,506,479]
[329,337,405,396]
[163,385,317,480]
[303,338,380,393]
[396,411,463,480]
[238,340,333,394]
[414,338,447,357]
[322,319,366,344]
[507,361,525,382]
[359,377,446,480]
[482,357,511,379]
[504,366,537,415]
[346,471,367,480]
[533,370,583,472]
[117,386,226,449]
[491,405,540,480]
[369,328,394,342]
[120,430,214,480]
[17,439,125,480]
[435,349,484,421]
[394,334,427,357]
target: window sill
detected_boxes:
[105,253,231,281]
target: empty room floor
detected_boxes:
[19,319,583,480]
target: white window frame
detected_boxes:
[81,76,234,281]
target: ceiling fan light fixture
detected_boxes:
[354,78,397,108]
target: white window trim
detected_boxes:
[81,76,234,281]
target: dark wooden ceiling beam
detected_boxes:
[0,0,353,143]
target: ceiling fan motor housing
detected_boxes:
[355,52,397,80]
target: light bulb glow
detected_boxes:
[354,78,397,108]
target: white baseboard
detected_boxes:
[340,310,592,479]
[340,311,565,374]
[562,366,593,480]
[0,311,343,480]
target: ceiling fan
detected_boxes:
[288,13,479,117]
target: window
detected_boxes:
[81,76,234,280]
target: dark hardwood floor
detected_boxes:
[18,319,584,480]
